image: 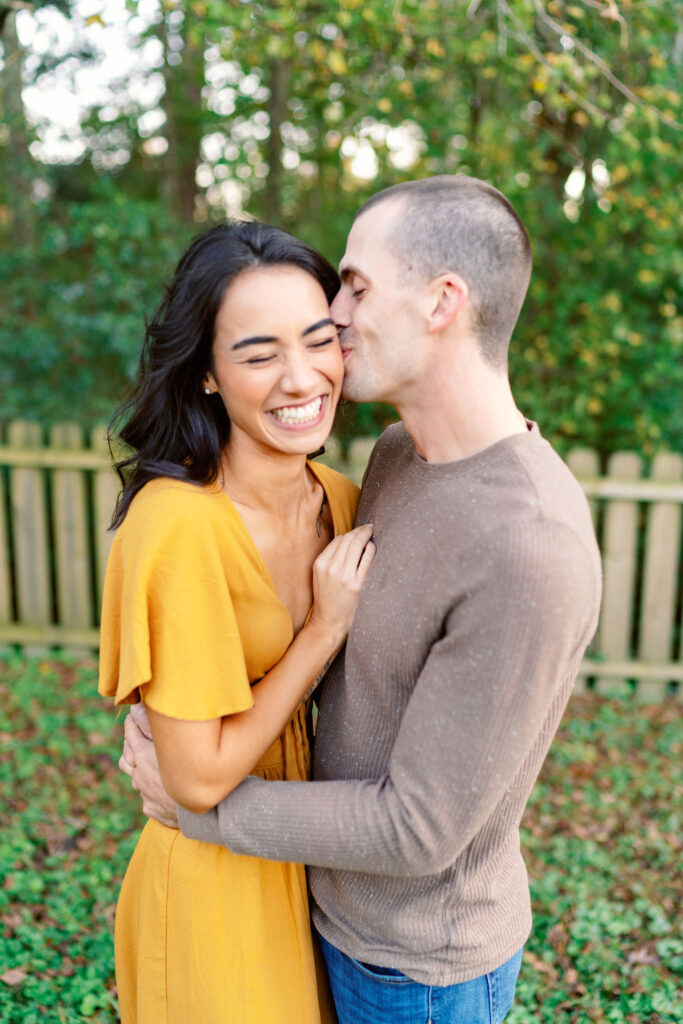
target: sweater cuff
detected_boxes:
[177,804,222,845]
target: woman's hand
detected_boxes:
[308,523,375,647]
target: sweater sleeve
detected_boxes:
[179,520,600,874]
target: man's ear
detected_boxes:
[426,274,468,335]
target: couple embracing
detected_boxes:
[99,175,602,1024]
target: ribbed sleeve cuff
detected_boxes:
[177,804,222,845]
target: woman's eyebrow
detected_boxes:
[231,318,334,351]
[302,317,335,337]
[231,335,277,351]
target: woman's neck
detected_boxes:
[219,435,315,518]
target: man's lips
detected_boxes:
[338,330,352,362]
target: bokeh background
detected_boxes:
[1,3,681,1022]
[1,0,681,455]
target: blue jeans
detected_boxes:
[319,932,523,1024]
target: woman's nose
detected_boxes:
[281,349,319,393]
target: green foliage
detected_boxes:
[0,656,142,1022]
[510,696,682,1023]
[0,184,187,424]
[0,0,680,454]
[1,657,681,1022]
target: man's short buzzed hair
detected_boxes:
[357,175,532,367]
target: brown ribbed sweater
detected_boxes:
[179,421,602,985]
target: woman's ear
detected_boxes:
[426,274,469,335]
[203,372,218,395]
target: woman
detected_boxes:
[98,221,374,1024]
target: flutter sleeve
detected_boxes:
[98,486,253,721]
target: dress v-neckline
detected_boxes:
[213,462,339,634]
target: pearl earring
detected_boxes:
[204,388,212,395]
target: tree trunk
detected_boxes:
[1,12,35,245]
[160,10,205,224]
[263,58,291,225]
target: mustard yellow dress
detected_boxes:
[98,462,359,1024]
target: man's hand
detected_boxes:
[119,705,179,830]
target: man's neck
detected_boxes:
[395,353,527,464]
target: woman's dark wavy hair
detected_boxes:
[109,220,340,528]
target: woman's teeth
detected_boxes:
[270,396,323,424]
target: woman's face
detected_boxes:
[205,265,343,458]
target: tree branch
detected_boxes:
[497,0,611,122]
[0,2,32,37]
[531,0,681,131]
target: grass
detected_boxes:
[0,655,681,1023]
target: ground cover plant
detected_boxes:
[0,656,681,1023]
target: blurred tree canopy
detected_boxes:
[0,0,681,458]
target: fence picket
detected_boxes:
[7,421,51,654]
[1,424,682,701]
[91,426,119,617]
[679,547,683,694]
[638,453,683,701]
[51,422,93,653]
[566,448,601,693]
[0,456,11,627]
[566,448,601,530]
[596,452,642,695]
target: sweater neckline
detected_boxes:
[404,420,540,478]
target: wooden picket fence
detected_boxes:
[0,420,682,699]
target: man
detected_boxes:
[122,175,602,1022]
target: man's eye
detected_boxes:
[352,288,366,299]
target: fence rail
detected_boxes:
[1,421,682,700]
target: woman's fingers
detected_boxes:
[317,523,374,573]
[337,526,375,584]
[355,539,376,584]
[309,524,375,643]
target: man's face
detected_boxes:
[331,199,426,406]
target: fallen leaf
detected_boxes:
[60,959,75,978]
[627,946,660,966]
[1,967,27,986]
[524,951,557,978]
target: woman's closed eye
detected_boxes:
[245,337,335,364]
[308,337,336,349]
[245,353,276,365]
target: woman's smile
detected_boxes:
[267,394,327,428]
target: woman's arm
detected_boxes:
[146,524,374,814]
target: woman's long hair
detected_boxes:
[109,221,340,528]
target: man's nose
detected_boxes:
[330,290,350,328]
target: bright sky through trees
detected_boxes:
[17,0,161,163]
[16,0,422,179]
